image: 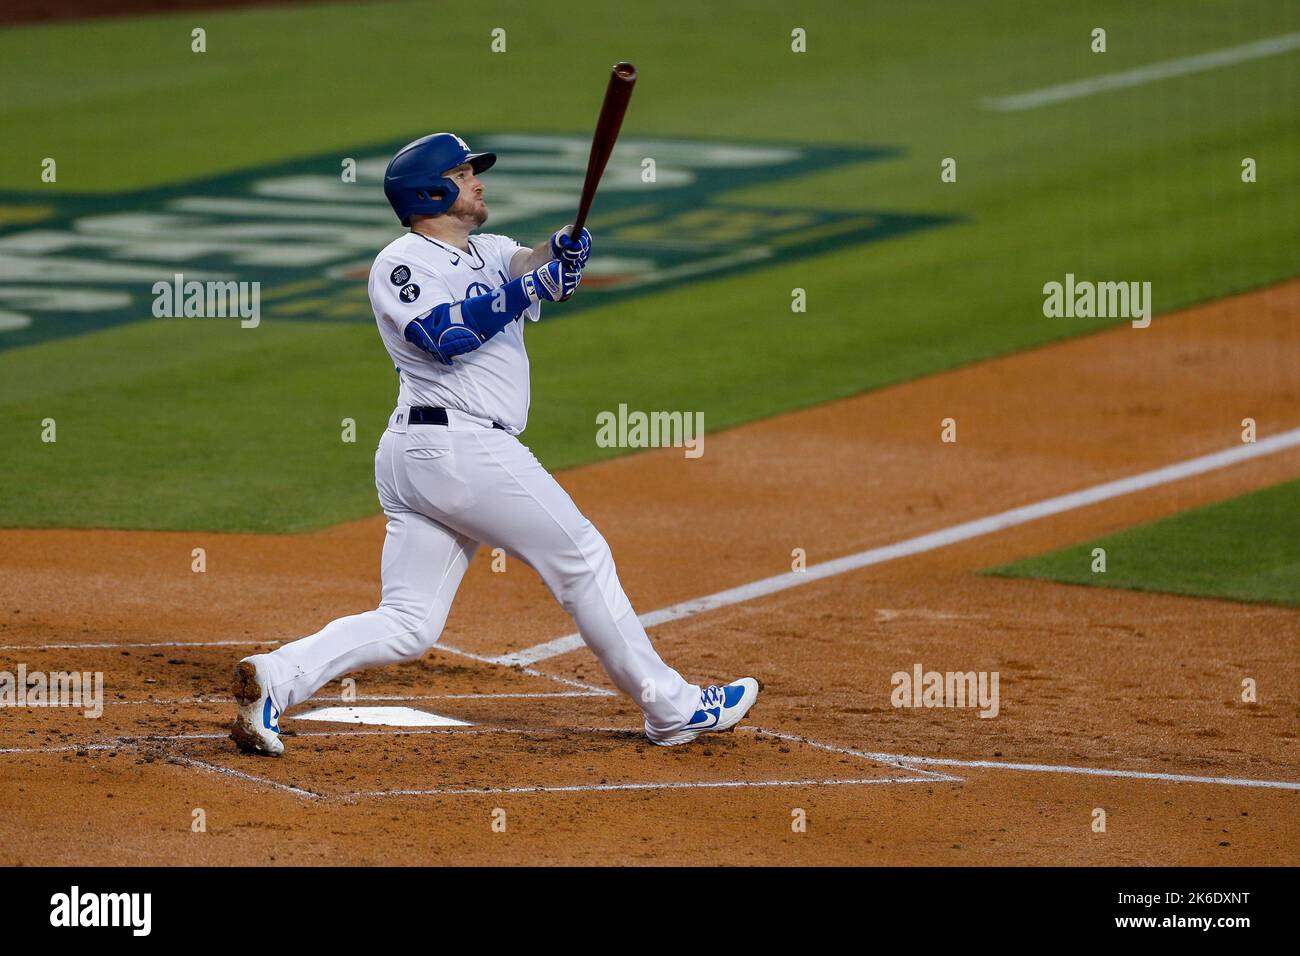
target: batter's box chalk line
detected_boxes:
[340,724,954,798]
[103,691,611,706]
[168,725,1300,799]
[62,724,947,801]
[5,723,1297,796]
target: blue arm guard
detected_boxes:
[404,275,535,364]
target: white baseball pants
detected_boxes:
[252,408,700,735]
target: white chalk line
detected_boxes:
[751,728,960,783]
[0,727,603,755]
[101,691,606,706]
[177,756,322,799]
[314,690,605,701]
[0,635,616,697]
[0,638,279,652]
[0,639,613,696]
[344,723,943,796]
[0,633,615,701]
[349,777,934,797]
[436,640,615,694]
[859,752,1300,791]
[0,724,938,799]
[982,31,1300,111]
[0,725,649,752]
[746,729,1300,792]
[0,742,118,755]
[157,726,599,742]
[8,723,1295,795]
[496,426,1300,667]
[0,633,616,696]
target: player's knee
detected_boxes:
[551,578,598,617]
[384,600,448,657]
[545,545,632,621]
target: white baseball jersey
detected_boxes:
[252,227,705,742]
[368,231,541,433]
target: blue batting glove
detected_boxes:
[549,225,592,270]
[525,259,583,302]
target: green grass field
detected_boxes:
[1,1,1298,531]
[986,479,1300,607]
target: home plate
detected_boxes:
[295,706,471,727]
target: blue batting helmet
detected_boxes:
[383,132,497,226]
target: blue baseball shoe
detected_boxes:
[646,678,760,746]
[230,657,284,756]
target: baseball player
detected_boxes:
[230,133,758,755]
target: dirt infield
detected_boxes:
[2,281,1298,865]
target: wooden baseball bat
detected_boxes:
[558,61,637,300]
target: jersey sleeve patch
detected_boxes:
[370,253,453,335]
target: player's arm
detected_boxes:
[508,225,593,278]
[404,260,583,364]
[508,241,551,279]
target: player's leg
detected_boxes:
[231,426,481,754]
[427,427,704,736]
[251,508,476,712]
